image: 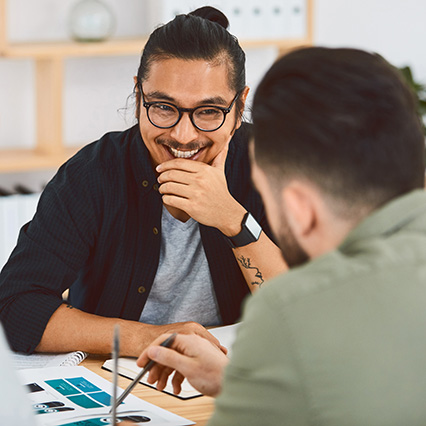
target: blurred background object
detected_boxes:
[68,0,116,42]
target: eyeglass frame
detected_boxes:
[138,83,241,132]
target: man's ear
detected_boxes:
[282,182,317,241]
[133,76,141,119]
[235,86,250,130]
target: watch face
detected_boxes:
[227,212,263,248]
[245,213,262,240]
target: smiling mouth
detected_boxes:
[168,146,201,159]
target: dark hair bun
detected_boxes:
[189,6,229,30]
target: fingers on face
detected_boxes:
[158,158,204,173]
[158,182,191,197]
[157,169,193,185]
[211,142,229,169]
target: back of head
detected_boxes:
[136,6,246,110]
[252,47,425,218]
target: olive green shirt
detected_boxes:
[209,190,426,426]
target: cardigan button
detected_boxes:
[142,180,149,187]
[153,183,159,191]
[137,286,146,294]
[153,227,159,235]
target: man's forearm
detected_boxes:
[36,304,146,356]
[233,232,288,292]
[36,304,222,356]
[214,204,288,292]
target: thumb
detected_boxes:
[211,142,229,170]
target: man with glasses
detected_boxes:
[0,7,286,356]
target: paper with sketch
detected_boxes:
[18,366,194,426]
[102,323,240,399]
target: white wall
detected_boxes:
[315,0,426,79]
[1,0,426,186]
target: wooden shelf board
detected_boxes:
[242,38,312,50]
[0,37,312,59]
[0,147,81,173]
[0,37,149,58]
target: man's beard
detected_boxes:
[276,211,309,268]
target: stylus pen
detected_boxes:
[109,333,178,413]
[111,324,120,425]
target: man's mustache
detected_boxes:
[156,138,213,151]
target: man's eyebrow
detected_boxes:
[144,90,175,102]
[198,96,229,106]
[144,91,229,106]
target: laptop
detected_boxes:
[0,323,38,425]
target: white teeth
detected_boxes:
[169,147,200,158]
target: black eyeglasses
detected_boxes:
[139,84,240,132]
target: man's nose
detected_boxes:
[169,112,199,145]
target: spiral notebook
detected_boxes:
[13,350,88,370]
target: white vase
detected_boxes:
[69,0,115,42]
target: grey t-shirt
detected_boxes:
[139,206,222,326]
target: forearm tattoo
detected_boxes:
[66,304,74,309]
[237,255,264,287]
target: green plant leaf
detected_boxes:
[398,65,426,135]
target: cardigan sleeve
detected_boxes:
[0,154,101,353]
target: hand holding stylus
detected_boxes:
[137,333,229,397]
[109,333,177,413]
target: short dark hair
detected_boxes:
[252,47,425,214]
[136,6,246,115]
